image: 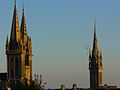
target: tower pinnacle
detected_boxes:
[10,0,20,49]
[22,2,24,12]
[20,3,28,42]
[92,21,99,56]
[14,0,16,9]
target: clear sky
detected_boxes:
[0,0,120,89]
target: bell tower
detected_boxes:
[89,22,103,89]
[6,0,32,82]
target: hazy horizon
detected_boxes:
[0,0,120,89]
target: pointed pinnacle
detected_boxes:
[14,0,16,6]
[92,21,99,54]
[22,2,24,12]
[94,20,96,36]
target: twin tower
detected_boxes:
[5,1,32,82]
[5,1,103,89]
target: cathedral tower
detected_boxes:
[89,22,103,89]
[6,1,32,82]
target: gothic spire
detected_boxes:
[10,0,20,44]
[92,21,99,56]
[20,2,27,40]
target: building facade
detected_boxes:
[89,22,103,89]
[6,1,32,83]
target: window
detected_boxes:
[10,57,14,79]
[15,57,19,78]
[23,45,25,50]
[25,58,29,66]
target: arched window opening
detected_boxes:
[15,57,19,78]
[10,57,14,79]
[25,57,29,66]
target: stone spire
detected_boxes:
[10,0,20,47]
[92,21,99,57]
[20,2,28,42]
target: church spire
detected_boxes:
[20,2,27,41]
[92,21,99,56]
[10,0,20,45]
[89,21,103,89]
[6,0,32,84]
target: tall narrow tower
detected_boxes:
[89,22,103,89]
[6,1,32,82]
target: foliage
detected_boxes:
[10,74,47,90]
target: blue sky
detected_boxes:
[0,0,120,88]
